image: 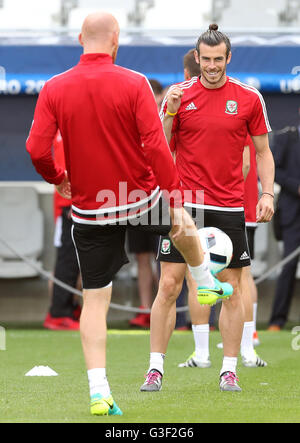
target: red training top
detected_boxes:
[26,53,182,225]
[161,76,271,210]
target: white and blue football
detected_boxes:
[198,227,233,274]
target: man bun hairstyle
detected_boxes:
[209,23,219,31]
[196,24,231,59]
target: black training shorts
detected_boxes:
[246,225,257,260]
[127,229,159,254]
[71,197,171,289]
[158,208,251,269]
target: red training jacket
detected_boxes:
[26,53,182,225]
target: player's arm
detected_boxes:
[161,86,183,144]
[163,114,176,145]
[251,133,275,223]
[135,77,182,204]
[242,145,250,180]
[135,77,188,239]
[26,82,65,187]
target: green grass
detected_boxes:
[0,329,299,423]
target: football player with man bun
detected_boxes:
[141,24,274,393]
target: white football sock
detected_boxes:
[240,321,256,360]
[253,303,258,331]
[188,261,215,288]
[87,368,111,398]
[220,356,238,376]
[192,324,210,361]
[148,352,165,375]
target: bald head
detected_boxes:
[79,12,120,60]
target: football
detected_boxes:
[198,227,233,274]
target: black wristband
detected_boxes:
[261,192,274,198]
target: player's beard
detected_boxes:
[201,66,227,88]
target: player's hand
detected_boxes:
[256,194,274,223]
[166,86,183,115]
[169,206,197,241]
[56,171,72,200]
[169,207,186,241]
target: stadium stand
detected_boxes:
[1,0,300,32]
[0,0,300,324]
[0,186,43,278]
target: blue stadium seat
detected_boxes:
[0,186,44,278]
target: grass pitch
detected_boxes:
[0,329,299,423]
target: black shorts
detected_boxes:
[158,208,251,269]
[246,226,257,260]
[127,229,159,254]
[71,198,171,289]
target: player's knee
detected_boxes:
[158,274,183,303]
[224,278,241,307]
